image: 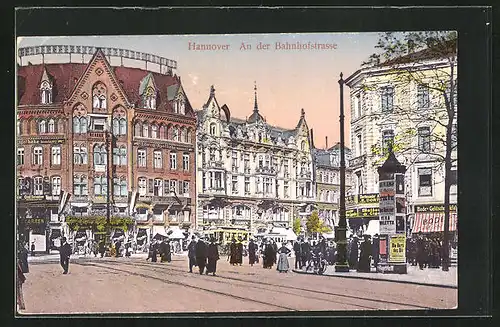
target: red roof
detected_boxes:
[18,61,195,117]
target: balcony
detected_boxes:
[298,171,312,180]
[255,166,276,175]
[349,154,366,169]
[204,161,225,170]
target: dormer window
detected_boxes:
[209,123,216,136]
[173,94,185,114]
[40,81,52,104]
[143,87,157,109]
[92,82,107,110]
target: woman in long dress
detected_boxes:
[277,244,291,273]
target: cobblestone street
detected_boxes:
[19,255,457,314]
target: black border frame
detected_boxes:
[6,5,493,326]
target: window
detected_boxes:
[451,123,457,149]
[172,127,179,141]
[51,146,61,165]
[48,119,55,133]
[355,93,362,118]
[265,155,270,168]
[134,123,141,137]
[264,178,272,194]
[93,144,107,165]
[73,175,88,196]
[244,153,250,173]
[356,171,363,195]
[138,178,147,196]
[381,86,394,113]
[51,176,61,196]
[179,100,185,115]
[17,148,24,165]
[169,180,177,193]
[113,148,119,165]
[154,150,162,169]
[33,146,43,165]
[92,118,105,131]
[301,141,306,151]
[73,117,87,134]
[185,129,191,143]
[183,181,190,195]
[74,145,88,165]
[210,148,216,162]
[244,177,250,194]
[183,154,189,171]
[142,124,149,138]
[137,149,146,167]
[209,123,216,135]
[154,179,163,196]
[418,127,431,152]
[94,175,107,196]
[382,130,394,154]
[113,117,126,135]
[417,84,430,108]
[92,83,107,109]
[284,181,289,198]
[38,120,46,134]
[232,176,238,194]
[34,176,43,195]
[450,169,458,194]
[170,153,177,170]
[143,88,157,109]
[356,134,363,156]
[256,177,262,193]
[119,118,126,135]
[113,178,127,197]
[40,82,52,104]
[151,125,158,139]
[232,151,238,171]
[258,155,263,168]
[418,168,432,196]
[181,128,187,143]
[283,159,289,176]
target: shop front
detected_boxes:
[345,193,380,236]
[411,204,458,234]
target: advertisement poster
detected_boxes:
[389,235,406,263]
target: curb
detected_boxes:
[291,269,458,289]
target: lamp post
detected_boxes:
[335,72,349,272]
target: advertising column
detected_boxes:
[376,149,407,274]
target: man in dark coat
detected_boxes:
[357,235,372,272]
[300,239,311,269]
[195,238,208,274]
[229,239,238,265]
[59,237,72,274]
[165,239,172,262]
[372,234,380,269]
[293,239,302,269]
[206,238,220,276]
[151,242,158,262]
[187,236,197,273]
[248,239,258,266]
[99,240,106,258]
[349,236,359,270]
[18,242,29,273]
[30,242,35,256]
[416,233,426,270]
[236,238,244,265]
[263,241,276,269]
[160,241,168,262]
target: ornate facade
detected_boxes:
[195,85,315,232]
[17,47,196,251]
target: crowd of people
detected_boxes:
[406,233,452,270]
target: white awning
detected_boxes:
[167,227,185,239]
[71,202,88,208]
[114,203,128,208]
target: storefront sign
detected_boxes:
[389,235,406,263]
[345,207,379,218]
[18,195,45,201]
[414,204,457,213]
[346,193,379,205]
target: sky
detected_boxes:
[17,33,382,148]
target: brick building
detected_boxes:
[16,46,196,252]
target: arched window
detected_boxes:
[209,123,216,135]
[92,82,107,109]
[112,118,119,135]
[151,125,158,139]
[114,177,128,197]
[80,117,87,133]
[172,127,179,141]
[73,117,80,134]
[40,81,52,104]
[142,123,149,138]
[179,100,185,115]
[143,87,157,109]
[93,144,107,165]
[48,119,55,133]
[181,127,187,143]
[187,128,192,143]
[17,121,21,136]
[164,125,170,139]
[134,122,141,137]
[38,120,46,134]
[120,146,127,166]
[301,141,306,151]
[119,118,127,135]
[94,175,107,196]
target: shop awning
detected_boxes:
[412,212,457,233]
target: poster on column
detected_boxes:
[389,234,406,263]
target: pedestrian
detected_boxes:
[357,235,372,273]
[30,241,35,256]
[300,239,311,269]
[276,243,291,273]
[372,234,380,269]
[187,236,197,273]
[151,241,158,263]
[349,236,359,270]
[228,238,238,265]
[160,240,168,262]
[125,242,131,258]
[264,241,276,269]
[236,238,244,266]
[195,237,208,275]
[165,239,172,262]
[206,237,220,276]
[318,237,327,256]
[18,241,29,273]
[147,242,154,261]
[17,261,26,310]
[98,240,105,258]
[92,240,98,257]
[59,237,72,274]
[248,239,258,266]
[416,233,426,270]
[293,239,302,269]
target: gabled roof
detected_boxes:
[139,72,157,96]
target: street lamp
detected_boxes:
[335,72,349,272]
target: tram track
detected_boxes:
[77,259,434,311]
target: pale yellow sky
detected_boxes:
[17,33,382,148]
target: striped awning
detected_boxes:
[412,212,457,233]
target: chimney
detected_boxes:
[310,128,315,149]
[325,136,328,149]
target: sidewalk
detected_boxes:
[27,251,187,263]
[292,264,457,289]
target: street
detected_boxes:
[20,255,457,314]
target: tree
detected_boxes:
[306,210,332,238]
[292,217,302,236]
[363,31,457,271]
